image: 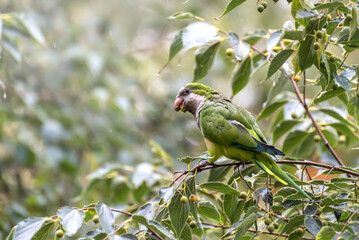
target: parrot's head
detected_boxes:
[174,83,218,115]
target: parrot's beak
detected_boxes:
[174,98,185,112]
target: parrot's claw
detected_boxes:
[198,159,209,166]
[234,162,246,172]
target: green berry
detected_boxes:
[296,228,304,235]
[262,1,268,8]
[316,31,323,39]
[287,0,293,3]
[55,230,64,238]
[314,135,321,142]
[333,83,339,90]
[329,56,336,63]
[187,216,192,222]
[226,48,234,57]
[189,194,197,203]
[346,14,352,21]
[268,225,275,233]
[339,135,346,144]
[239,192,247,199]
[316,208,322,215]
[257,5,265,12]
[189,221,197,228]
[264,217,272,225]
[322,220,328,226]
[291,112,297,119]
[93,215,100,224]
[180,196,188,203]
[356,92,359,98]
[273,0,279,3]
[313,42,320,50]
[327,15,332,21]
[273,222,280,229]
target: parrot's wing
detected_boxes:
[199,103,284,156]
[236,105,268,144]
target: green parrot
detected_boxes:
[174,83,312,200]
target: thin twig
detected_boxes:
[314,168,334,215]
[289,76,346,168]
[340,209,359,235]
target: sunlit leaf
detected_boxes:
[95,202,114,234]
[313,88,345,104]
[182,22,218,52]
[198,201,221,222]
[282,215,305,234]
[348,97,359,124]
[199,181,241,195]
[168,12,196,20]
[312,2,344,10]
[298,35,316,71]
[316,226,336,240]
[304,216,322,236]
[349,7,358,40]
[217,0,247,19]
[13,218,44,240]
[58,207,84,237]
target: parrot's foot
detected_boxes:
[234,162,246,172]
[198,159,209,166]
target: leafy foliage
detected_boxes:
[3,0,359,239]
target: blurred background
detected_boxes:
[0,0,358,237]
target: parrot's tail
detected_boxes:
[253,152,312,200]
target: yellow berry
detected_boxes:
[93,215,100,224]
[180,196,188,203]
[314,135,321,142]
[262,1,268,8]
[226,48,234,57]
[294,76,301,82]
[189,194,197,203]
[189,220,197,228]
[55,230,64,238]
[239,192,247,199]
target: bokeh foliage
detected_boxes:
[2,0,359,239]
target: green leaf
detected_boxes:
[298,35,316,71]
[168,12,196,20]
[282,215,305,234]
[233,213,257,240]
[282,130,309,153]
[180,224,192,240]
[316,226,336,240]
[3,41,21,62]
[232,55,252,96]
[227,32,250,60]
[167,30,183,64]
[208,165,232,182]
[282,30,304,41]
[32,220,56,240]
[322,127,338,147]
[95,202,114,234]
[13,218,45,240]
[132,215,175,239]
[319,108,358,130]
[273,120,302,144]
[257,100,288,121]
[349,7,358,40]
[312,2,344,10]
[267,71,290,104]
[198,201,221,222]
[193,40,221,82]
[242,30,266,45]
[118,234,138,240]
[348,97,359,124]
[224,195,244,224]
[329,122,359,141]
[177,152,210,164]
[266,49,294,79]
[168,190,189,237]
[199,181,241,195]
[58,207,84,237]
[304,216,322,236]
[296,10,317,19]
[184,176,199,221]
[313,88,345,104]
[217,0,247,18]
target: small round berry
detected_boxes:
[296,228,304,235]
[329,56,336,63]
[287,0,293,3]
[346,14,353,21]
[356,92,359,98]
[291,112,297,119]
[327,15,332,21]
[226,48,234,57]
[187,216,192,222]
[294,76,301,82]
[257,5,265,12]
[189,221,197,228]
[55,230,64,238]
[339,135,346,144]
[239,192,247,199]
[314,135,321,142]
[189,194,197,203]
[93,215,100,224]
[180,196,188,203]
[316,31,323,39]
[262,1,268,8]
[313,42,321,50]
[264,217,272,225]
[333,83,339,90]
[273,222,280,229]
[273,0,279,3]
[322,220,328,226]
[268,224,275,233]
[320,61,326,68]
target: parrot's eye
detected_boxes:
[184,89,191,94]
